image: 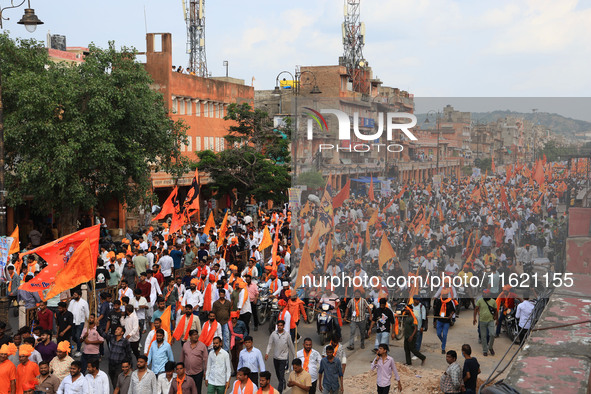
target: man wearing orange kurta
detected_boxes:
[16,345,39,394]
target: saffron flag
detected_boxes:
[323,236,333,271]
[203,212,215,237]
[378,233,396,270]
[217,210,229,248]
[368,176,375,201]
[42,238,94,301]
[258,226,273,251]
[153,186,179,221]
[19,225,100,293]
[296,242,315,288]
[505,165,512,185]
[183,169,201,219]
[308,223,321,254]
[471,186,481,203]
[332,179,350,209]
[8,226,19,255]
[533,160,545,186]
[159,305,173,344]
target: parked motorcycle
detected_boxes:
[257,287,271,325]
[267,298,279,334]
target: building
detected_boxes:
[143,33,254,221]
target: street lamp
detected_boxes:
[0,0,43,236]
[424,110,441,175]
[274,69,321,179]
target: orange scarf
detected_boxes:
[270,280,278,293]
[197,279,205,292]
[146,330,159,354]
[199,320,218,347]
[176,375,186,394]
[247,267,254,276]
[202,284,213,312]
[257,385,276,393]
[354,299,360,316]
[173,314,194,341]
[232,379,255,394]
[440,298,452,318]
[303,350,311,371]
[279,309,288,322]
[165,286,175,301]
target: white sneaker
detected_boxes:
[412,356,418,360]
[74,351,82,357]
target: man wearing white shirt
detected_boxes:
[146,248,155,270]
[238,336,265,385]
[147,270,162,308]
[157,362,176,394]
[122,304,141,360]
[205,337,231,394]
[68,290,89,356]
[516,297,535,343]
[57,360,90,394]
[183,280,204,314]
[85,359,110,394]
[158,250,174,281]
[297,338,322,394]
[213,252,227,271]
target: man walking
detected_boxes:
[99,326,132,386]
[371,344,402,394]
[461,344,480,394]
[56,361,90,393]
[85,359,110,394]
[205,337,231,394]
[147,329,174,376]
[180,330,208,394]
[296,338,321,394]
[265,320,295,393]
[368,298,394,353]
[169,362,198,394]
[122,305,141,360]
[113,360,132,394]
[35,360,60,394]
[287,359,311,394]
[238,336,265,386]
[345,290,370,350]
[440,350,462,394]
[318,346,343,394]
[473,290,497,356]
[67,290,89,357]
[433,290,456,354]
[129,355,158,393]
[402,306,426,366]
[80,314,104,374]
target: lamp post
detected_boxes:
[424,110,441,176]
[274,69,321,180]
[0,0,43,236]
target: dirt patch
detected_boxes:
[343,363,485,393]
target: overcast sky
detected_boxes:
[5,0,591,119]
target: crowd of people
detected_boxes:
[0,159,578,393]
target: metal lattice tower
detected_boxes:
[183,0,208,77]
[341,0,367,93]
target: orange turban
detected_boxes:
[230,311,240,319]
[0,343,16,356]
[57,341,71,353]
[190,278,199,286]
[229,265,238,271]
[209,274,216,282]
[19,344,34,357]
[278,299,287,307]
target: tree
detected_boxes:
[295,171,325,190]
[196,103,291,206]
[0,35,190,234]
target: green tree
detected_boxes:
[196,103,291,206]
[0,34,190,234]
[295,171,325,190]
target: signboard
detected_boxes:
[381,180,391,195]
[0,237,14,267]
[289,188,303,208]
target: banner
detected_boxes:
[0,237,14,267]
[288,188,302,208]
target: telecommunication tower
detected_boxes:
[183,0,208,77]
[341,0,368,93]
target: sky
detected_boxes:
[4,0,591,119]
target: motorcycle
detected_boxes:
[502,302,520,341]
[306,297,318,323]
[317,303,339,345]
[455,284,472,312]
[257,287,271,325]
[268,298,279,334]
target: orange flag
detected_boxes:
[471,186,481,203]
[217,210,229,248]
[296,242,315,288]
[8,226,20,255]
[368,177,375,201]
[42,238,94,301]
[491,157,496,173]
[308,222,322,254]
[203,212,215,237]
[332,179,350,209]
[378,233,396,270]
[258,226,273,251]
[153,186,179,221]
[533,160,545,186]
[293,232,300,251]
[366,209,379,246]
[323,236,333,271]
[159,305,173,344]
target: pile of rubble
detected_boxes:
[343,362,485,393]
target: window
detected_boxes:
[220,138,225,151]
[215,137,219,152]
[186,136,193,152]
[209,103,214,118]
[172,97,178,114]
[203,136,209,150]
[209,137,214,151]
[185,99,192,116]
[178,99,185,115]
[194,100,200,116]
[195,136,201,151]
[203,102,209,117]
